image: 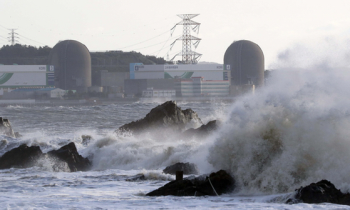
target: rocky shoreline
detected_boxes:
[1,100,350,205]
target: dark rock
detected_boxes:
[163,162,199,175]
[182,120,218,137]
[0,144,43,169]
[48,142,91,172]
[118,101,202,134]
[0,139,8,149]
[290,180,350,205]
[0,117,15,138]
[82,135,92,145]
[146,170,235,196]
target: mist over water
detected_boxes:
[208,38,350,194]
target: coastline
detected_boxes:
[0,96,235,106]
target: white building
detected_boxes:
[142,88,176,98]
[130,63,230,82]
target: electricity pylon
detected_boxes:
[170,14,202,64]
[8,29,19,45]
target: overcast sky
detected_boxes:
[0,0,349,68]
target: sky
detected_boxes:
[0,0,349,68]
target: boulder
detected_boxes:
[146,170,235,196]
[163,162,199,175]
[0,117,16,138]
[288,180,350,205]
[118,101,202,134]
[182,120,218,137]
[48,142,91,172]
[0,144,43,169]
[82,135,92,145]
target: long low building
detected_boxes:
[130,63,230,81]
[0,65,55,88]
[126,63,230,97]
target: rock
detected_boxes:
[289,180,350,205]
[0,144,43,169]
[182,120,218,137]
[118,101,202,134]
[0,117,15,138]
[146,170,235,196]
[163,162,199,175]
[82,135,92,145]
[48,142,91,172]
[0,139,8,149]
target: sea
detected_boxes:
[2,68,350,209]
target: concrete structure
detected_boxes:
[142,88,176,98]
[48,40,91,92]
[3,88,66,99]
[126,63,230,97]
[224,40,264,93]
[100,71,129,91]
[124,79,176,97]
[2,88,39,99]
[175,77,229,97]
[35,88,66,98]
[130,63,229,81]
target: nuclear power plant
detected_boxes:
[224,40,264,95]
[0,14,267,101]
[48,40,92,92]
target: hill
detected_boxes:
[0,44,167,72]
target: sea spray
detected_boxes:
[208,67,350,194]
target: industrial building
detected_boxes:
[0,65,54,88]
[175,77,229,97]
[0,65,55,97]
[142,88,176,98]
[126,63,230,97]
[2,87,65,99]
[48,40,91,92]
[224,40,264,95]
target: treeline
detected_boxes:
[0,44,51,65]
[90,51,168,72]
[0,44,168,71]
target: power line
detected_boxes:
[17,34,48,46]
[0,35,7,41]
[0,24,8,31]
[117,30,170,50]
[132,39,170,51]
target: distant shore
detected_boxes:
[0,96,234,106]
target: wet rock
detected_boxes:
[118,101,202,134]
[0,117,15,138]
[82,135,92,145]
[0,144,43,169]
[0,139,8,149]
[182,120,218,137]
[163,162,199,175]
[288,180,350,205]
[146,170,235,196]
[48,142,91,172]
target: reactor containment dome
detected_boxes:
[224,40,264,87]
[48,40,91,92]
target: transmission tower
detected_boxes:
[170,14,202,64]
[8,29,19,45]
